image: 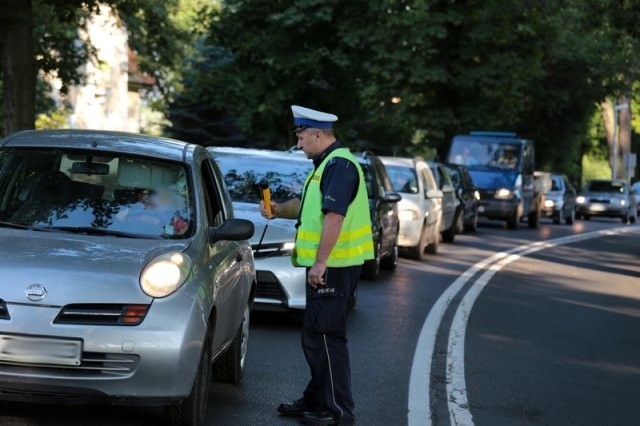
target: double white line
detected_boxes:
[408,226,640,426]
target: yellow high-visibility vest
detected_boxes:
[292,148,374,267]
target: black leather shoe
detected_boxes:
[300,411,337,425]
[277,398,312,417]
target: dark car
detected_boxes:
[542,174,576,225]
[356,152,401,280]
[427,161,460,242]
[576,179,637,223]
[444,163,480,232]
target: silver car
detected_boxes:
[211,147,308,311]
[380,156,443,260]
[0,130,256,425]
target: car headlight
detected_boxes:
[399,209,419,221]
[544,199,555,208]
[140,252,192,298]
[612,197,626,206]
[576,196,586,204]
[494,188,513,199]
[473,190,480,201]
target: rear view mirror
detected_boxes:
[381,192,401,203]
[70,162,110,175]
[426,189,443,199]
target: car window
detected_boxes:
[386,165,418,194]
[445,166,461,188]
[215,154,311,203]
[551,176,563,191]
[0,148,192,238]
[201,160,225,228]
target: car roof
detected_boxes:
[0,129,192,161]
[209,146,310,163]
[379,156,426,168]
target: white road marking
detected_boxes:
[408,226,640,426]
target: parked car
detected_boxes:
[443,163,480,232]
[541,174,576,225]
[211,147,399,311]
[576,179,637,223]
[427,161,461,242]
[0,130,256,425]
[380,156,443,260]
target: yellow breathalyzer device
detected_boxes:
[258,180,271,217]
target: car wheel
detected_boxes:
[165,329,212,426]
[464,208,478,232]
[528,204,540,228]
[406,224,428,260]
[621,213,630,224]
[362,238,381,280]
[441,216,456,243]
[213,305,250,384]
[553,212,561,225]
[583,214,591,220]
[565,208,575,225]
[631,210,637,224]
[381,234,398,271]
[507,210,519,230]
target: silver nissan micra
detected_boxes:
[0,130,256,425]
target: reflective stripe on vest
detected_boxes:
[292,148,374,267]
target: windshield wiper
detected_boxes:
[34,226,161,239]
[0,221,31,230]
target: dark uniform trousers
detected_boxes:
[302,265,361,423]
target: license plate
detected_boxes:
[590,203,605,212]
[0,334,82,366]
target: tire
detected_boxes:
[583,214,591,220]
[165,330,212,426]
[565,208,575,225]
[464,208,478,232]
[528,204,540,229]
[213,305,250,384]
[362,238,381,280]
[443,210,462,243]
[507,210,519,230]
[552,213,561,225]
[380,234,398,271]
[622,213,629,224]
[406,224,428,260]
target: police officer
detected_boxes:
[260,105,373,425]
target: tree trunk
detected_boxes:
[1,0,36,137]
[617,93,632,180]
[600,98,615,172]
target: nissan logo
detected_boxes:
[25,284,48,301]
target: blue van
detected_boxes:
[447,131,541,229]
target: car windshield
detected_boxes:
[0,148,192,239]
[386,165,418,194]
[449,140,521,170]
[215,153,312,203]
[586,180,626,194]
[551,176,563,191]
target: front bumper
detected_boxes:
[576,203,627,218]
[477,198,518,220]
[0,292,205,403]
[253,255,306,311]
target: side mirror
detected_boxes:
[426,189,443,199]
[208,218,254,243]
[381,192,401,203]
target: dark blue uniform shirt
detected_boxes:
[312,141,359,216]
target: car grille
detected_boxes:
[588,198,611,204]
[0,352,139,378]
[53,304,149,326]
[0,300,9,320]
[255,271,287,303]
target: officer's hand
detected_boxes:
[308,262,326,289]
[259,200,278,219]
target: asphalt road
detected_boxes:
[1,217,638,425]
